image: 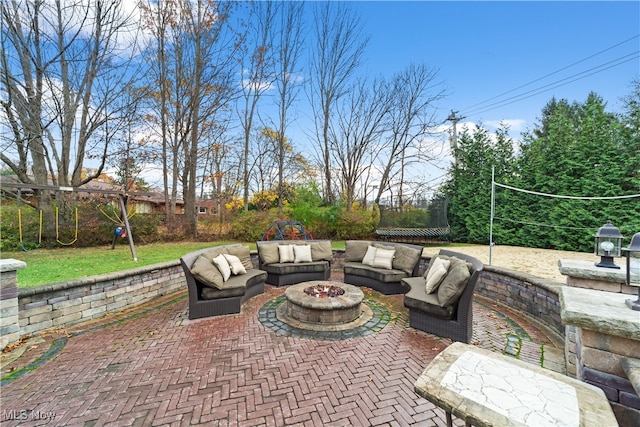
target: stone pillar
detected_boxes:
[559,259,635,378]
[0,259,26,350]
[560,286,640,425]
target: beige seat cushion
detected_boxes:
[403,278,456,320]
[201,275,246,299]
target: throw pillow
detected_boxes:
[190,255,224,289]
[361,245,377,266]
[425,256,450,293]
[223,253,247,275]
[437,257,471,307]
[226,245,253,271]
[310,241,333,261]
[372,248,395,269]
[258,242,280,265]
[293,244,313,263]
[278,244,295,263]
[212,253,232,281]
[345,240,371,262]
[391,244,423,275]
[423,255,450,278]
[200,247,228,263]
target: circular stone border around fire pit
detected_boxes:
[284,281,365,326]
[258,296,392,340]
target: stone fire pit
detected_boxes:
[283,281,365,325]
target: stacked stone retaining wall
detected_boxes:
[16,261,184,337]
[475,266,565,338]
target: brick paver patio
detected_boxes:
[1,276,564,426]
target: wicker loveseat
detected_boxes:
[342,240,424,295]
[402,249,483,343]
[180,244,267,320]
[256,240,333,286]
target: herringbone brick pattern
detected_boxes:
[1,284,561,427]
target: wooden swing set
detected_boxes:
[4,182,140,261]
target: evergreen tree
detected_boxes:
[444,125,516,244]
[515,93,639,251]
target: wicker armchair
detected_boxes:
[402,250,483,343]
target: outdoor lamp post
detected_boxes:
[594,219,623,269]
[623,232,640,311]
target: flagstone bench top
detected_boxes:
[414,342,617,427]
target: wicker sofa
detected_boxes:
[402,249,483,343]
[256,240,333,286]
[342,240,424,294]
[180,244,266,320]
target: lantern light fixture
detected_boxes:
[594,219,623,269]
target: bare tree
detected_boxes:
[238,0,277,211]
[182,0,236,237]
[331,78,391,211]
[374,64,445,210]
[1,0,142,237]
[309,2,368,203]
[257,127,311,195]
[200,126,238,235]
[251,128,279,194]
[141,0,237,236]
[140,0,175,222]
[109,87,152,192]
[272,1,304,217]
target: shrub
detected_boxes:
[332,204,377,240]
[230,210,279,241]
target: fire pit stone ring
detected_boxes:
[284,281,365,325]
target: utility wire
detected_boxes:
[463,52,639,117]
[495,182,640,200]
[462,35,639,112]
[458,35,640,118]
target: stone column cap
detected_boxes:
[560,286,640,340]
[559,259,627,283]
[0,259,27,273]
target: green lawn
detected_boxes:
[2,241,348,288]
[2,241,241,288]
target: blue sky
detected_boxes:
[351,1,639,134]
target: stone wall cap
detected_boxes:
[17,260,180,297]
[0,259,27,273]
[559,259,626,283]
[560,286,640,341]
